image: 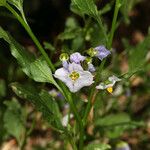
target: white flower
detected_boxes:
[96,75,121,93]
[54,62,94,93]
[62,114,73,127]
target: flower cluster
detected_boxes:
[54,45,121,93]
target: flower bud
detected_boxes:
[116,141,131,150]
[87,48,98,57]
[85,57,92,64]
[59,53,69,61]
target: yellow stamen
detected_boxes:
[69,71,80,81]
[106,87,113,94]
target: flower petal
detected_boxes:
[54,67,69,83]
[72,71,94,92]
[62,60,69,69]
[96,82,113,89]
[108,75,121,84]
[95,45,111,60]
[70,52,86,64]
[88,63,96,72]
[68,62,83,72]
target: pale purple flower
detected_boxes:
[54,62,94,93]
[95,45,111,60]
[70,52,86,64]
[88,63,96,72]
[62,60,69,69]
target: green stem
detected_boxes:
[96,17,108,44]
[20,8,28,25]
[83,60,105,125]
[83,0,121,126]
[66,94,84,150]
[5,3,55,72]
[70,138,78,150]
[79,126,84,150]
[107,0,121,49]
[55,81,84,149]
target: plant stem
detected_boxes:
[66,94,84,150]
[96,17,108,44]
[83,60,105,125]
[83,0,121,126]
[5,3,55,72]
[107,0,121,49]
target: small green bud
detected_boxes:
[59,53,69,61]
[87,48,97,57]
[85,57,92,64]
[116,141,130,150]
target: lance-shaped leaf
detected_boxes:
[71,0,99,18]
[128,34,150,72]
[4,98,26,146]
[0,27,56,84]
[11,82,64,130]
[70,0,107,42]
[0,27,35,76]
[7,0,23,12]
[85,143,111,150]
[0,0,6,6]
[29,57,55,83]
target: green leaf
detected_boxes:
[70,0,107,42]
[29,58,55,83]
[65,17,79,29]
[95,113,143,139]
[0,0,6,6]
[0,27,35,76]
[71,0,98,18]
[0,79,6,97]
[11,82,63,130]
[3,98,26,146]
[0,27,9,41]
[43,42,55,51]
[95,113,130,127]
[7,0,23,11]
[58,17,82,41]
[70,1,84,17]
[58,28,82,40]
[95,113,131,138]
[85,143,111,150]
[128,34,150,72]
[0,27,56,84]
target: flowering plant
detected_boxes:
[0,0,148,149]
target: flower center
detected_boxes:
[106,87,113,94]
[69,71,80,81]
